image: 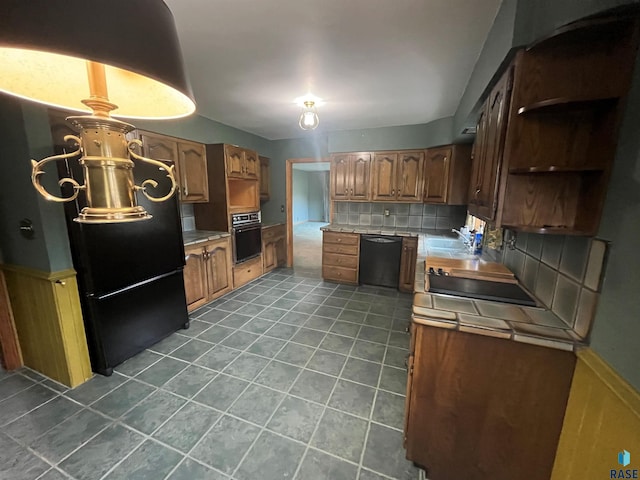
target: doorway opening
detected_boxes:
[285,159,331,277]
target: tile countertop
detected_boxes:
[320,223,459,238]
[182,230,230,246]
[262,222,286,228]
[321,223,584,351]
[412,239,587,352]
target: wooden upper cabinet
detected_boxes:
[138,130,208,204]
[466,12,640,235]
[140,132,179,163]
[468,66,513,221]
[259,156,271,201]
[244,150,259,180]
[177,141,208,203]
[350,153,371,200]
[331,155,351,200]
[371,153,398,201]
[371,151,424,202]
[423,146,451,204]
[424,144,472,205]
[224,145,259,181]
[330,153,371,201]
[396,151,424,201]
[225,145,245,178]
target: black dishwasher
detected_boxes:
[359,235,403,288]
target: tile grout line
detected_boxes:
[227,281,345,479]
[3,270,413,480]
[288,301,371,480]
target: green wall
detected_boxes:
[453,0,518,138]
[589,44,640,389]
[133,115,273,157]
[0,96,71,272]
[328,117,456,153]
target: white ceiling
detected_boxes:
[165,0,502,140]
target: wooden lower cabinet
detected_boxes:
[404,323,576,480]
[399,237,418,292]
[262,224,287,274]
[233,255,263,289]
[183,237,233,312]
[322,232,360,284]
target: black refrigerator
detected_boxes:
[57,146,189,376]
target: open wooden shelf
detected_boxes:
[517,96,618,115]
[526,14,634,53]
[509,165,605,174]
[502,224,595,236]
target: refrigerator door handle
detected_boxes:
[91,270,183,300]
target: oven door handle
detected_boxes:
[234,224,262,234]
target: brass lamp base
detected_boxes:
[29,62,178,224]
[30,114,177,223]
[76,206,151,224]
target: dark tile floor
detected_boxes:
[0,269,418,480]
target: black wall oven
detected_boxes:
[232,212,262,264]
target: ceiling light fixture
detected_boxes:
[298,100,320,131]
[0,0,196,223]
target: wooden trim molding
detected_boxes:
[0,270,23,370]
[551,348,640,480]
[285,157,331,268]
[1,264,91,387]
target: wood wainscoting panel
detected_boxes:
[1,265,91,387]
[551,348,640,480]
[0,270,23,370]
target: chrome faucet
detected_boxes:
[451,228,474,246]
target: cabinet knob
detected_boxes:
[55,280,66,286]
[337,238,342,242]
[475,188,481,198]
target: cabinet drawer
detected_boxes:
[262,225,285,242]
[323,253,359,268]
[322,266,358,284]
[323,243,359,256]
[233,255,263,289]
[323,232,359,245]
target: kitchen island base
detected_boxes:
[405,323,576,480]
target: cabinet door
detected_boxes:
[183,247,207,310]
[396,151,425,202]
[140,132,179,164]
[263,241,277,272]
[471,67,513,221]
[350,153,371,200]
[177,141,209,203]
[225,145,245,178]
[275,236,287,267]
[330,154,351,200]
[259,156,270,201]
[399,236,418,292]
[371,153,398,201]
[244,149,260,180]
[206,243,232,298]
[424,146,451,204]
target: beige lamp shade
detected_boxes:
[0,0,195,119]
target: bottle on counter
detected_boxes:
[474,227,484,255]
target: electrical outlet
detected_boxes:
[384,209,390,216]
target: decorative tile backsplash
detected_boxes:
[331,202,467,231]
[180,203,196,232]
[502,231,608,340]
